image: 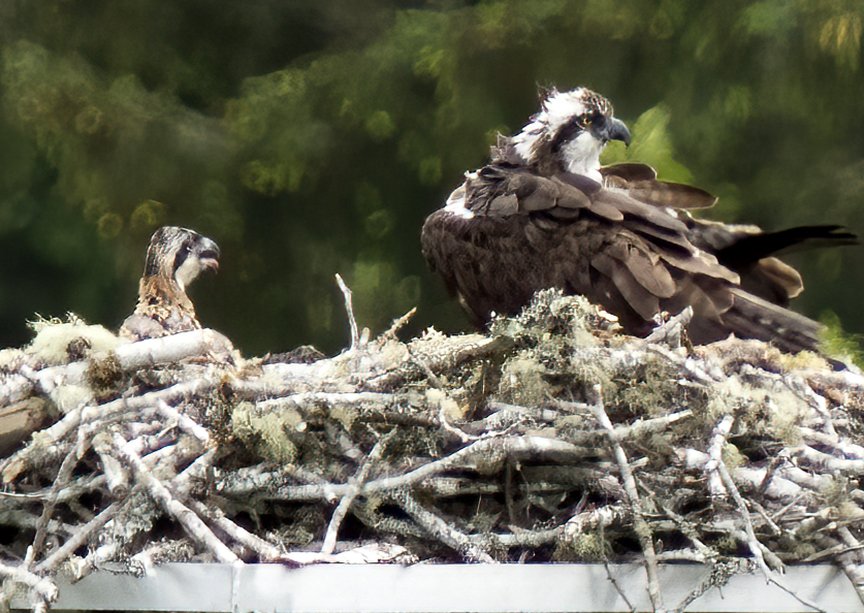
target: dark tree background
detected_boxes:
[1,0,862,355]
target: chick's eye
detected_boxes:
[581,113,593,126]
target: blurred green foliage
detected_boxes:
[0,0,863,355]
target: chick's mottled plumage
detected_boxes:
[120,226,220,341]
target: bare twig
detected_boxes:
[702,418,827,612]
[0,560,58,604]
[643,306,692,346]
[110,434,238,564]
[642,482,713,558]
[391,489,495,563]
[35,499,125,573]
[707,416,776,577]
[610,410,694,441]
[764,576,829,613]
[156,400,210,444]
[321,431,394,554]
[92,432,130,497]
[2,378,215,483]
[27,430,89,566]
[184,498,282,561]
[828,530,864,605]
[704,414,733,498]
[378,307,417,341]
[587,385,663,613]
[563,503,632,541]
[335,273,360,351]
[603,561,637,613]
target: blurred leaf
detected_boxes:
[738,1,796,37]
[602,105,694,183]
[820,310,863,366]
[818,12,862,70]
[365,110,396,141]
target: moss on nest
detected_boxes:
[231,401,301,464]
[606,355,690,418]
[26,314,125,366]
[85,351,125,398]
[554,531,610,562]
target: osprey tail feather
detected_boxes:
[690,288,824,354]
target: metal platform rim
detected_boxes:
[12,562,859,613]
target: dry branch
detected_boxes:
[586,387,663,612]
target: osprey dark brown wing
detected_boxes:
[600,163,718,210]
[599,164,859,306]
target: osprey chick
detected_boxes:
[120,226,220,341]
[422,87,857,353]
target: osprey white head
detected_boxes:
[511,87,630,181]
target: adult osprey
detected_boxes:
[120,226,220,341]
[421,87,856,353]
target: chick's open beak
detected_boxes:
[198,239,221,273]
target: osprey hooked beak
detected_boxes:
[197,239,221,273]
[173,232,220,289]
[594,116,631,146]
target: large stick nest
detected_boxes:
[1,288,864,610]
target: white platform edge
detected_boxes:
[10,563,860,612]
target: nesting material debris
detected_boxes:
[2,290,864,612]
